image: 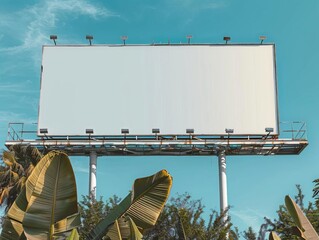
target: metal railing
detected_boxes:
[7,122,37,141]
[6,121,307,142]
[279,121,307,140]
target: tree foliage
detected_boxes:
[143,193,239,240]
[259,184,319,240]
[243,227,257,240]
[78,194,121,240]
[79,192,241,239]
[0,145,42,212]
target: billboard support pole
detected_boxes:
[89,151,97,199]
[218,149,228,237]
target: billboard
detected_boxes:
[38,44,278,136]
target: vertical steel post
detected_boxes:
[89,151,97,199]
[218,150,228,232]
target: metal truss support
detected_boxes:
[89,151,97,199]
[218,150,228,238]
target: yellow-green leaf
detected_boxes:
[126,169,173,229]
[1,151,80,239]
[10,171,19,183]
[269,231,281,240]
[127,216,143,240]
[285,195,319,240]
[107,219,123,240]
[54,212,81,234]
[0,217,24,240]
[2,152,16,167]
[88,170,172,240]
[290,226,306,240]
[106,217,143,240]
[0,188,9,205]
[66,229,79,240]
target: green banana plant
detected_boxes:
[87,169,173,240]
[0,151,81,240]
[269,195,318,240]
[269,231,281,240]
[67,229,80,240]
[285,195,318,240]
[106,216,143,240]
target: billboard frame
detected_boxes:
[37,43,280,138]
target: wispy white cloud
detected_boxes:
[169,0,228,10]
[0,83,38,94]
[204,2,228,9]
[231,208,267,233]
[159,0,228,28]
[0,111,37,124]
[73,165,89,174]
[0,0,116,55]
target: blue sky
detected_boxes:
[1,0,319,237]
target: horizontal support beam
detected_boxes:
[5,138,308,156]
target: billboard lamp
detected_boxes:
[50,35,57,45]
[259,36,267,44]
[40,128,48,134]
[265,127,274,138]
[186,35,193,44]
[86,35,93,45]
[86,129,94,134]
[265,127,274,133]
[152,128,160,134]
[186,129,194,134]
[121,128,129,134]
[121,36,128,45]
[225,128,234,134]
[223,36,231,44]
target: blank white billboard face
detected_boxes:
[38,45,278,136]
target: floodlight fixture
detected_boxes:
[40,128,48,134]
[223,36,231,44]
[186,129,194,134]
[121,36,128,45]
[186,35,193,44]
[152,128,160,134]
[86,35,93,45]
[225,128,234,134]
[50,35,57,45]
[86,129,94,134]
[265,127,274,133]
[121,128,129,134]
[259,36,267,44]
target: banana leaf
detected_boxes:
[269,231,281,240]
[107,216,143,240]
[285,195,319,240]
[2,152,15,167]
[127,216,143,240]
[290,226,306,240]
[88,170,172,240]
[107,218,123,240]
[66,229,79,240]
[0,151,81,240]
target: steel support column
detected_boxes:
[218,150,228,227]
[89,151,97,199]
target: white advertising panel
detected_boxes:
[38,45,278,136]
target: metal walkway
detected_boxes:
[5,122,308,156]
